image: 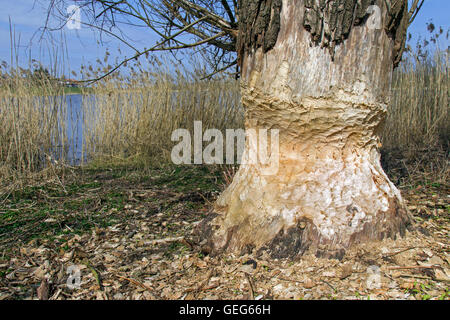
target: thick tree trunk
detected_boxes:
[196,0,412,259]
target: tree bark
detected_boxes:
[196,0,413,259]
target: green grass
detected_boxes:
[1,175,119,245]
[0,163,225,247]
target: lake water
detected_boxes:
[53,90,243,166]
[60,94,84,165]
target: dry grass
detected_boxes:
[386,50,448,150]
[382,44,449,184]
[81,66,243,165]
[0,38,448,189]
[0,67,73,188]
[81,49,447,184]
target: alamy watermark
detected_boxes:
[66,5,81,30]
[366,5,382,30]
[366,265,382,289]
[171,121,280,175]
[66,264,81,289]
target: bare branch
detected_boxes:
[221,0,236,26]
[42,0,238,81]
[200,59,237,80]
[81,30,227,84]
[408,0,425,26]
[175,0,233,30]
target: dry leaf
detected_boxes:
[340,264,353,279]
[37,279,49,300]
[303,278,315,289]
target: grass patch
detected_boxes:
[146,165,224,192]
[0,164,224,247]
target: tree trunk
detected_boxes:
[196,0,413,259]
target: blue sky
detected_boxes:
[0,0,448,78]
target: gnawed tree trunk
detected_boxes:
[196,0,413,259]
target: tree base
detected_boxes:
[191,86,414,260]
[193,152,413,260]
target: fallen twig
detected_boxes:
[382,246,424,259]
[244,272,255,300]
[397,274,450,282]
[114,273,153,290]
[321,280,336,293]
[185,269,214,294]
[145,236,185,245]
[387,265,439,270]
[276,277,304,284]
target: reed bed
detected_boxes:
[0,67,72,187]
[382,44,449,183]
[385,49,448,151]
[0,37,448,188]
[82,68,243,165]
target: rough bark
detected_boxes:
[195,0,412,260]
[237,0,408,68]
[236,0,283,66]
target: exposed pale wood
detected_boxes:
[202,0,412,259]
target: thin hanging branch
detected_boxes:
[42,0,238,81]
[408,0,425,26]
[41,0,425,82]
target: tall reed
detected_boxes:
[0,30,448,188]
[81,59,243,165]
[384,48,448,152]
[0,65,71,187]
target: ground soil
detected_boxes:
[0,163,448,300]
